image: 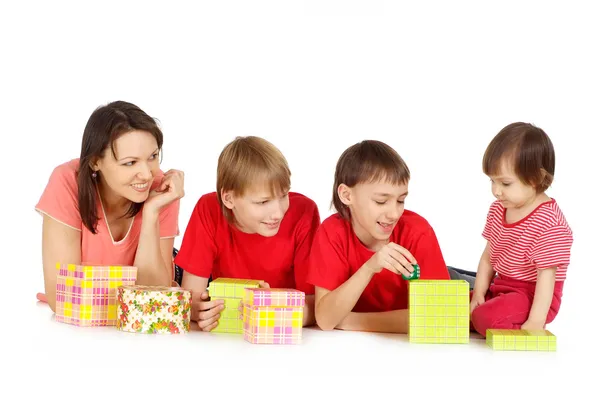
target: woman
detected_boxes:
[35,101,184,312]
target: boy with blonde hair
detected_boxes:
[175,136,320,331]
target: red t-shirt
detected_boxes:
[174,192,320,294]
[307,211,450,312]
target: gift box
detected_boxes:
[486,329,556,351]
[408,280,470,344]
[242,288,305,344]
[55,263,137,327]
[207,278,262,333]
[116,285,192,334]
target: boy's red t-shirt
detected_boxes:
[307,211,450,312]
[174,192,320,294]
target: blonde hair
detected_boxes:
[217,136,291,222]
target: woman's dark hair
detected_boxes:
[78,101,163,233]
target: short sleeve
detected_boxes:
[159,199,180,238]
[409,227,450,280]
[291,201,321,294]
[173,195,218,278]
[529,225,573,269]
[482,201,500,241]
[306,219,350,292]
[35,161,82,231]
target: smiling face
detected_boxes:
[222,185,290,237]
[92,130,160,205]
[338,179,409,250]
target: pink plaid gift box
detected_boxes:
[242,288,305,344]
[55,263,137,327]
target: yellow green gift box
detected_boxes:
[207,277,262,333]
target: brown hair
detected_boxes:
[78,101,164,233]
[332,140,410,220]
[482,122,554,192]
[216,136,291,223]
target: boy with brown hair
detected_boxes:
[307,140,451,333]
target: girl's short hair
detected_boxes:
[217,136,291,223]
[78,101,163,234]
[482,122,555,192]
[332,140,410,220]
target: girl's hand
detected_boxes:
[145,169,185,215]
[470,293,486,314]
[521,319,545,331]
[365,242,416,278]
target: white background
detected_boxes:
[1,1,597,398]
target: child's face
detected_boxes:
[342,180,408,246]
[93,130,160,204]
[226,186,290,237]
[488,161,537,210]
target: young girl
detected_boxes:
[174,136,321,331]
[35,101,184,312]
[470,122,573,336]
[307,140,451,333]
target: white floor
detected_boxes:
[5,300,591,400]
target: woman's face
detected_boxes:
[93,130,160,204]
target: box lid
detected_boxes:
[243,288,305,307]
[207,277,262,298]
[56,263,137,281]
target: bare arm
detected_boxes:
[133,209,172,286]
[302,295,316,327]
[314,264,375,331]
[472,242,494,298]
[315,283,409,333]
[41,215,81,312]
[181,271,224,331]
[338,309,409,333]
[522,267,557,329]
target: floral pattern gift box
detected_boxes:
[116,285,192,334]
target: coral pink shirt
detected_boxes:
[35,159,180,267]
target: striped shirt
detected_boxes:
[482,199,573,282]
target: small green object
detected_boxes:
[403,264,420,280]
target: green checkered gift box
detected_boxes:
[486,329,556,351]
[408,280,470,344]
[207,278,262,333]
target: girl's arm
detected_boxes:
[522,267,556,330]
[41,215,81,312]
[472,242,494,298]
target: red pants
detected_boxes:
[470,275,564,336]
